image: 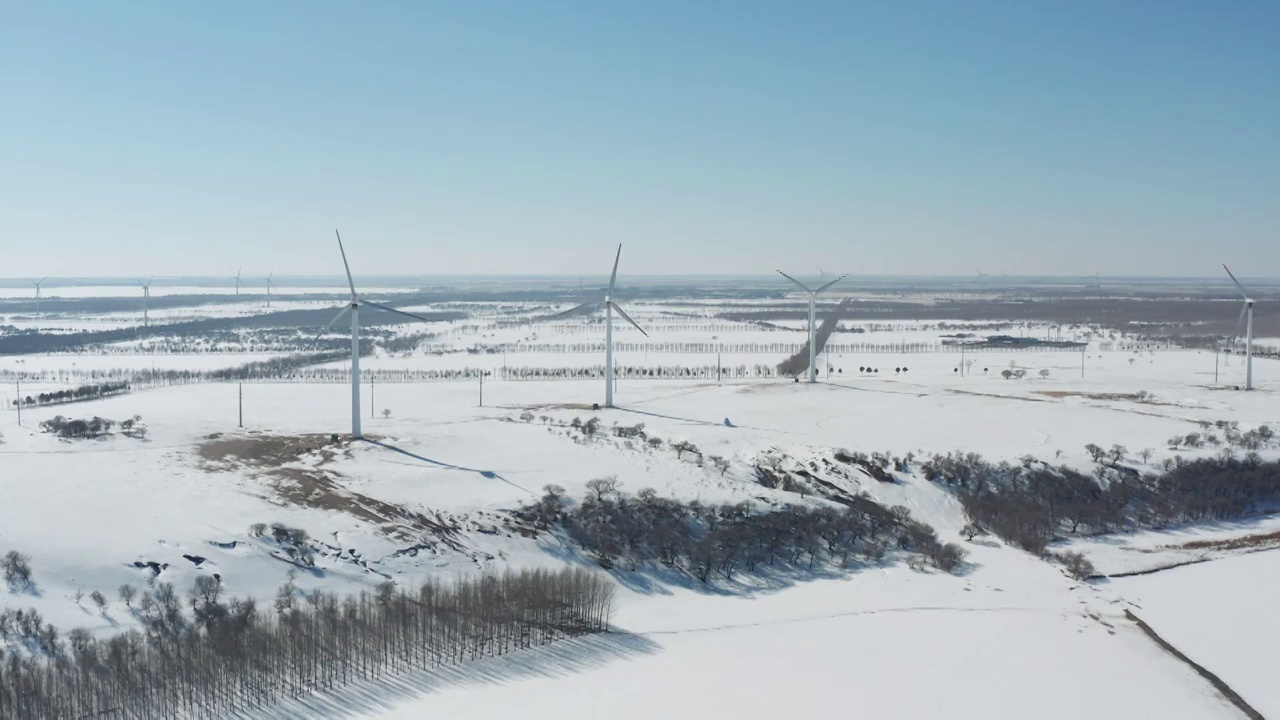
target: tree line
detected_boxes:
[0,567,613,719]
[517,485,967,582]
[923,449,1280,554]
[11,381,130,408]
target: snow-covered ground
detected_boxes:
[2,295,1277,718]
[362,549,1239,719]
[1109,550,1280,719]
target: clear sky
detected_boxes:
[2,1,1276,278]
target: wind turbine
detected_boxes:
[777,270,847,383]
[325,230,431,437]
[233,267,243,296]
[138,277,154,328]
[973,269,987,284]
[28,277,48,316]
[1223,264,1254,391]
[266,271,274,307]
[553,244,648,408]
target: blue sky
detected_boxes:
[2,1,1276,278]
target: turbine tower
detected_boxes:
[553,244,648,408]
[233,268,243,296]
[777,270,847,383]
[1223,264,1254,391]
[138,277,154,328]
[266,271,274,307]
[28,277,48,316]
[325,230,430,437]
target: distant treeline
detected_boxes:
[11,381,130,408]
[0,567,613,719]
[0,307,461,356]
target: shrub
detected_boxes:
[2,550,33,590]
[1059,551,1095,580]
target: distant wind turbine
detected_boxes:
[138,277,154,328]
[28,277,48,316]
[266,271,274,307]
[325,231,431,437]
[1223,264,1254,391]
[233,267,243,296]
[553,244,648,408]
[777,270,847,383]
[973,269,987,284]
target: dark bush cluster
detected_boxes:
[37,414,147,440]
[518,487,965,580]
[0,568,612,719]
[926,452,1280,554]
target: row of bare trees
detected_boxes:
[0,567,613,719]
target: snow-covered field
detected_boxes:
[363,552,1238,720]
[2,293,1277,718]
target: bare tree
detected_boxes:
[1108,444,1128,464]
[118,583,137,609]
[585,476,618,501]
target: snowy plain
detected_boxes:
[1,292,1277,718]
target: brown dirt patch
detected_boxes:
[1168,529,1280,553]
[196,432,462,548]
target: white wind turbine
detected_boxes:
[325,230,431,437]
[1223,264,1254,391]
[138,277,154,328]
[553,244,648,408]
[233,267,243,296]
[265,271,274,307]
[777,270,847,383]
[28,277,48,316]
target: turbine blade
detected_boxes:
[608,244,622,295]
[552,300,601,319]
[1222,264,1249,300]
[325,305,352,330]
[1238,302,1249,329]
[776,270,812,293]
[813,273,848,294]
[611,302,649,337]
[364,300,430,323]
[336,230,358,298]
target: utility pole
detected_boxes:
[1081,343,1086,378]
[238,382,243,428]
[479,371,484,407]
[15,379,20,426]
[713,335,720,383]
[371,377,375,419]
[1214,343,1219,383]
